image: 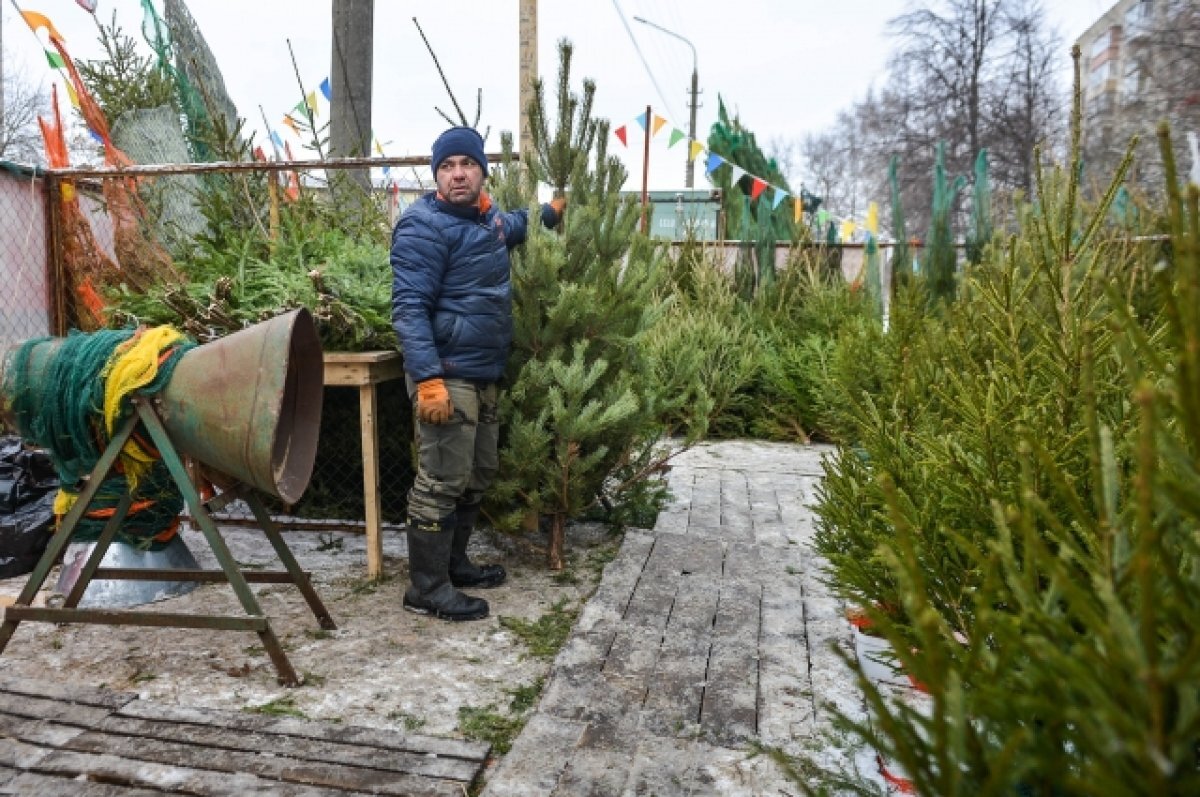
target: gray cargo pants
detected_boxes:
[405,377,500,529]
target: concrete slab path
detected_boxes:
[483,440,886,796]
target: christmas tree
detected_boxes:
[486,42,669,569]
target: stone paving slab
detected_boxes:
[483,441,889,796]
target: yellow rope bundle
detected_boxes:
[101,325,188,489]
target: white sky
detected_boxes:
[3,0,1114,193]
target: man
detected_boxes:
[390,126,564,622]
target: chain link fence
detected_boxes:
[0,164,53,352]
[1,157,424,532]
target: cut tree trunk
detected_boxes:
[547,512,565,570]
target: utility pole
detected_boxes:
[686,66,698,188]
[518,0,537,162]
[632,17,699,188]
[330,0,374,193]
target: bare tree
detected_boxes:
[766,135,801,185]
[804,0,1065,238]
[890,0,1005,170]
[799,102,881,225]
[989,0,1064,195]
[1,60,50,165]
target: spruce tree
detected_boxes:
[486,41,668,569]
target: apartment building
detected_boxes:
[1076,0,1199,193]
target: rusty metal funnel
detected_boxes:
[1,309,323,504]
[156,309,323,504]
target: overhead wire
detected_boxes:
[611,0,683,124]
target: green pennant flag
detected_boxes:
[668,129,685,148]
[45,50,66,69]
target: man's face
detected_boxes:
[436,155,485,206]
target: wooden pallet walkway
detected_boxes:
[483,441,857,797]
[0,676,489,796]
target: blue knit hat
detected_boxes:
[431,126,488,177]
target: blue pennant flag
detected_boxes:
[319,77,332,102]
[633,112,648,130]
[771,188,788,210]
[705,152,726,175]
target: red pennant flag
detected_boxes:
[750,178,767,200]
[615,125,628,147]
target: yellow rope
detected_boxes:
[99,325,187,490]
[53,488,76,517]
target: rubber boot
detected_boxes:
[403,521,489,621]
[449,504,507,589]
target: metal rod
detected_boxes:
[63,491,134,609]
[245,492,338,631]
[0,414,139,654]
[94,568,306,583]
[134,401,267,619]
[42,153,514,180]
[641,104,651,234]
[3,414,138,611]
[135,400,303,686]
[4,607,269,632]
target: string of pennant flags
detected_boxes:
[614,109,881,241]
[614,110,805,224]
[14,4,103,141]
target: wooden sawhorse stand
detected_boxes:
[0,398,336,686]
[322,351,404,579]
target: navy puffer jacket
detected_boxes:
[390,192,558,383]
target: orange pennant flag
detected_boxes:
[652,115,667,136]
[281,115,300,135]
[794,196,804,224]
[20,10,66,44]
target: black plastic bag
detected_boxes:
[0,491,55,579]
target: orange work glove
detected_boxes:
[416,378,453,424]
[550,195,567,220]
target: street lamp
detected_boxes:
[632,16,699,188]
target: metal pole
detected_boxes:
[641,104,651,235]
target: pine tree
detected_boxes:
[486,42,668,569]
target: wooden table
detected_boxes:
[322,351,405,579]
